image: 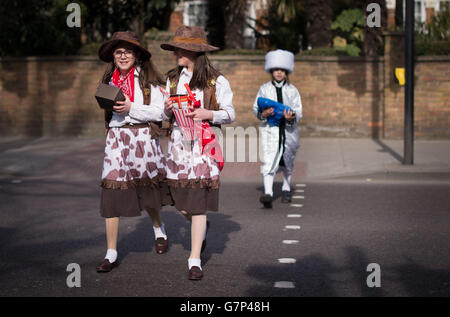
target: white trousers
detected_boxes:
[263,167,292,196]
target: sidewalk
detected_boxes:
[0,136,449,182]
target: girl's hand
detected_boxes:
[164,98,174,117]
[185,108,213,121]
[114,95,132,114]
[261,107,274,118]
[284,109,296,121]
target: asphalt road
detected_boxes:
[1,170,449,297]
[1,137,449,297]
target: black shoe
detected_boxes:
[260,194,273,208]
[201,221,210,254]
[281,191,292,203]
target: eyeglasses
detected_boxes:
[114,49,134,58]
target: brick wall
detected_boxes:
[1,51,449,139]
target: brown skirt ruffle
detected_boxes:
[167,178,220,190]
[167,178,220,215]
[101,173,166,190]
[100,176,174,218]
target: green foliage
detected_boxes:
[331,8,365,56]
[0,0,84,56]
[415,3,450,55]
[0,0,180,56]
[252,0,307,54]
[211,49,266,55]
[300,47,352,56]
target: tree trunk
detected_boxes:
[395,0,403,28]
[364,0,387,56]
[222,0,248,49]
[306,0,333,48]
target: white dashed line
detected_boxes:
[292,195,304,199]
[282,240,299,245]
[296,184,306,187]
[290,204,303,208]
[11,180,22,184]
[285,225,301,230]
[287,214,302,218]
[295,189,304,193]
[274,281,295,288]
[278,258,297,264]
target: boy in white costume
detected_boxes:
[253,49,302,208]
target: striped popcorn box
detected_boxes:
[170,94,195,140]
[173,108,195,140]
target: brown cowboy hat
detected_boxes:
[98,31,152,63]
[160,26,219,52]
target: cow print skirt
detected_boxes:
[165,126,221,215]
[100,127,172,218]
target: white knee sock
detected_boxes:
[105,249,117,263]
[282,171,292,192]
[263,174,275,196]
[153,223,167,240]
[188,258,202,270]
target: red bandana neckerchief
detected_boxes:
[111,66,135,102]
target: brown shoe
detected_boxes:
[155,237,168,254]
[188,266,203,280]
[96,259,118,273]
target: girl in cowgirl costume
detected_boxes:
[161,26,235,280]
[96,31,171,272]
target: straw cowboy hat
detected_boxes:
[160,25,219,52]
[98,31,152,63]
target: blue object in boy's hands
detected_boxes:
[257,97,294,127]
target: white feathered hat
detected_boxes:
[265,49,295,74]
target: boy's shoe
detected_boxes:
[281,191,292,203]
[260,194,273,209]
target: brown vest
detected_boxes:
[168,75,221,129]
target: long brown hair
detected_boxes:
[166,53,221,90]
[101,48,165,88]
[100,46,165,125]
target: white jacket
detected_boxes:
[253,81,302,175]
[109,67,165,127]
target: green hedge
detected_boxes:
[415,39,450,56]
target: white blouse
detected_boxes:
[161,67,235,125]
[108,67,165,127]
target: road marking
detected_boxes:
[287,214,302,218]
[274,281,295,288]
[296,184,306,187]
[11,180,22,184]
[282,240,299,245]
[285,225,301,230]
[292,195,304,199]
[295,189,304,193]
[291,204,303,208]
[278,258,297,264]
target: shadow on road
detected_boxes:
[245,253,341,296]
[118,210,241,266]
[373,138,403,163]
[392,257,450,296]
[244,245,450,296]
